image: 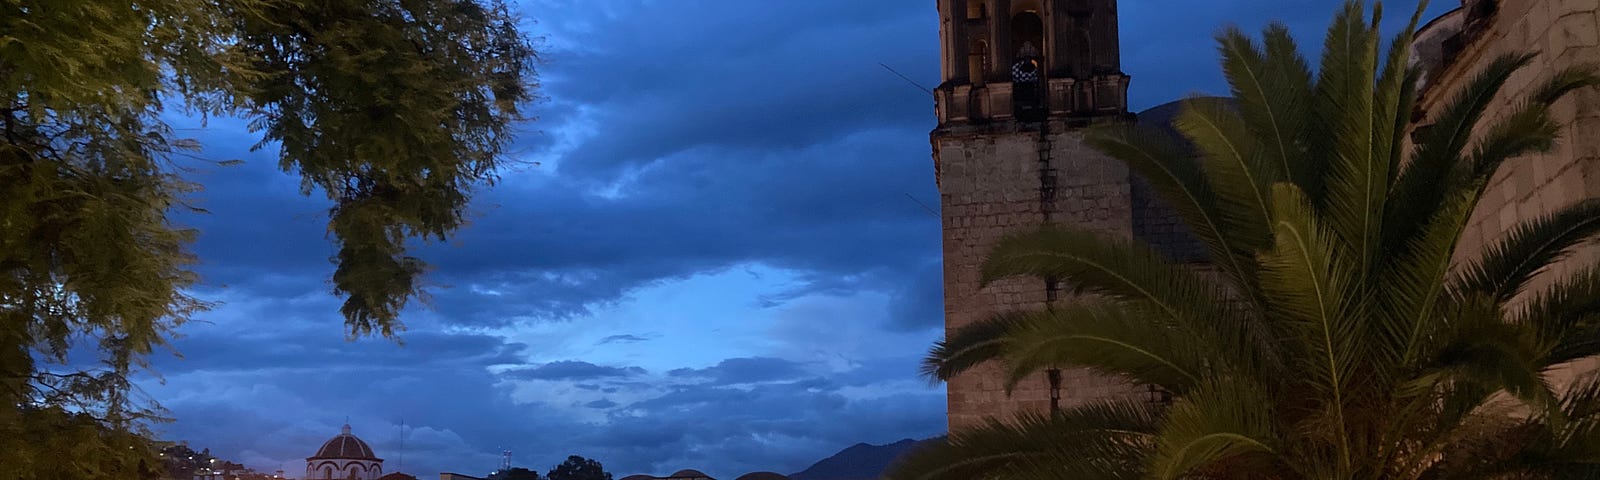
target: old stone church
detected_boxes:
[930,0,1600,430]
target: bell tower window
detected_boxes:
[966,0,988,20]
[1010,11,1044,59]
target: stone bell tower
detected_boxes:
[932,0,1142,431]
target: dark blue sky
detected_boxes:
[132,1,1458,478]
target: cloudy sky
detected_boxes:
[132,1,1459,478]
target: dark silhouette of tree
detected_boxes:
[0,0,538,477]
[546,456,613,480]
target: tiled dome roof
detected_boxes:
[734,472,790,480]
[670,470,711,479]
[309,424,379,460]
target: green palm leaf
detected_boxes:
[996,302,1209,394]
[924,311,1027,381]
[1174,97,1276,254]
[980,226,1268,376]
[1405,293,1557,418]
[1514,267,1600,367]
[1217,24,1314,195]
[1452,199,1600,304]
[1148,378,1282,480]
[1382,186,1476,365]
[1257,183,1360,469]
[1373,3,1427,187]
[1385,53,1535,254]
[884,402,1161,480]
[1461,68,1600,182]
[1084,125,1262,302]
[980,226,1229,327]
[1314,1,1386,273]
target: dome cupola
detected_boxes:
[311,424,379,460]
[306,424,384,479]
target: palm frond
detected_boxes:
[1458,102,1560,184]
[1383,184,1477,365]
[1532,65,1600,104]
[924,311,1028,382]
[883,402,1161,480]
[1405,293,1557,418]
[1555,372,1600,450]
[1476,374,1600,480]
[1314,0,1386,273]
[1084,125,1262,302]
[1258,182,1360,468]
[1386,64,1591,364]
[1412,415,1539,480]
[1451,198,1600,304]
[1460,65,1600,182]
[1373,1,1426,192]
[1218,22,1317,200]
[980,226,1230,328]
[1175,97,1277,255]
[997,302,1210,394]
[1513,267,1600,367]
[1384,53,1535,254]
[1147,377,1282,480]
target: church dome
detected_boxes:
[310,424,379,460]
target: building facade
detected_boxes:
[932,0,1600,431]
[1411,0,1600,389]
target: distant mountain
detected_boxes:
[789,438,939,480]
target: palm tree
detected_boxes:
[887,2,1600,479]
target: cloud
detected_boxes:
[132,1,1472,479]
[503,361,649,381]
[666,357,810,385]
[597,334,654,345]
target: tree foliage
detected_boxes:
[546,455,613,480]
[888,1,1600,479]
[1,0,536,476]
[491,467,542,480]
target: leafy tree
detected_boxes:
[490,467,542,480]
[1,0,536,477]
[888,1,1600,479]
[546,456,613,480]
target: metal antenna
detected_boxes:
[501,450,512,471]
[397,418,405,473]
[879,62,933,95]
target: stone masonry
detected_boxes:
[935,122,1142,429]
[932,0,1145,431]
[1413,0,1600,388]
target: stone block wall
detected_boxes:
[1417,0,1600,386]
[935,121,1143,430]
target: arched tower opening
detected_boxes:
[1009,10,1044,58]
